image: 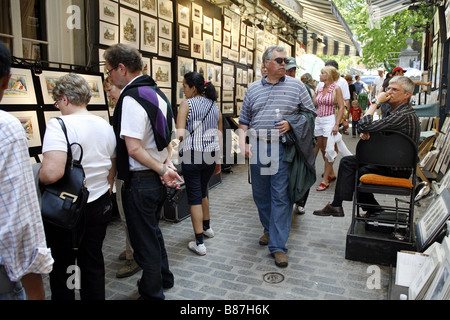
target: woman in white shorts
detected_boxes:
[314,66,345,191]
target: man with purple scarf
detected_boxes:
[105,44,181,300]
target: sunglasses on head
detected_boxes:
[273,58,288,64]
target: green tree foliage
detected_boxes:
[333,0,433,69]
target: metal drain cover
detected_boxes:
[263,272,284,284]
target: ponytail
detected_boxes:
[184,71,217,101]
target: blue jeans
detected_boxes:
[250,140,293,254]
[0,282,26,300]
[122,172,173,300]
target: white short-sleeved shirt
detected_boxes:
[42,114,116,202]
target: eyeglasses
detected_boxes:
[272,58,288,64]
[106,66,118,77]
[54,100,60,108]
[386,86,401,93]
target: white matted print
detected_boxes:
[1,68,37,105]
[158,19,172,40]
[177,56,194,82]
[177,4,190,27]
[152,59,171,87]
[158,0,173,22]
[99,21,118,46]
[141,15,158,53]
[120,8,140,49]
[99,0,118,24]
[179,25,189,45]
[191,3,202,24]
[9,110,41,148]
[140,0,157,16]
[79,74,106,105]
[203,16,212,33]
[120,0,139,10]
[203,33,213,61]
[158,38,172,58]
[38,70,69,105]
[191,37,203,59]
[213,18,221,41]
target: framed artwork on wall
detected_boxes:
[178,4,190,27]
[158,0,173,22]
[9,110,41,148]
[191,37,203,59]
[79,74,106,105]
[203,33,213,61]
[1,68,37,105]
[120,0,139,10]
[158,19,172,40]
[141,15,158,53]
[179,25,189,45]
[120,8,140,49]
[99,0,119,25]
[177,56,194,82]
[191,3,203,24]
[140,0,157,17]
[152,59,171,87]
[213,18,221,41]
[99,21,119,46]
[158,38,172,58]
[38,70,69,105]
[203,16,213,33]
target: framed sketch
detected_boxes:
[158,0,173,22]
[158,19,172,40]
[240,22,246,35]
[203,16,212,33]
[240,35,246,47]
[98,48,106,74]
[236,101,243,116]
[176,82,184,105]
[120,8,140,49]
[9,111,41,148]
[224,15,231,31]
[222,102,234,115]
[38,70,69,105]
[206,64,215,84]
[223,75,234,88]
[141,15,157,53]
[228,50,239,62]
[213,18,221,41]
[230,35,239,51]
[191,37,203,59]
[159,88,172,106]
[248,69,254,85]
[223,30,231,47]
[120,0,139,10]
[152,59,171,87]
[193,21,202,40]
[223,63,234,76]
[79,74,106,105]
[1,67,37,105]
[213,65,222,87]
[178,4,190,27]
[99,0,118,25]
[247,50,253,65]
[141,56,151,76]
[247,25,254,39]
[247,37,254,51]
[213,41,221,63]
[177,56,194,82]
[239,47,248,65]
[203,33,213,61]
[140,0,157,16]
[99,21,118,46]
[196,61,207,78]
[179,25,189,46]
[191,3,202,24]
[222,46,229,59]
[222,90,234,102]
[158,38,172,58]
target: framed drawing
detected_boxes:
[158,0,173,22]
[213,41,221,63]
[223,75,234,88]
[159,88,172,106]
[120,0,139,10]
[247,50,253,65]
[99,21,119,46]
[203,33,213,61]
[1,67,37,105]
[191,3,202,24]
[141,15,158,53]
[247,37,254,51]
[196,61,207,78]
[99,0,118,25]
[191,37,203,59]
[193,21,202,40]
[79,74,106,105]
[158,38,172,58]
[179,25,189,45]
[213,18,221,41]
[176,82,185,105]
[228,50,238,62]
[140,0,157,17]
[203,16,212,33]
[247,25,254,39]
[222,63,234,76]
[223,15,231,31]
[178,4,190,27]
[222,102,233,115]
[177,56,194,82]
[39,70,69,105]
[158,19,172,40]
[222,46,229,59]
[9,111,41,148]
[141,56,151,76]
[120,8,140,49]
[152,59,171,87]
[239,47,248,65]
[222,90,234,102]
[213,65,222,87]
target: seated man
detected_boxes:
[313,76,420,217]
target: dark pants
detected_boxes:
[351,120,359,136]
[334,155,411,209]
[121,172,173,300]
[44,192,112,300]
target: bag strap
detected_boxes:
[56,117,83,163]
[180,100,215,151]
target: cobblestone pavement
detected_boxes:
[44,132,396,300]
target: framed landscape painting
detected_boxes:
[1,68,37,105]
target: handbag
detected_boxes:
[41,117,89,230]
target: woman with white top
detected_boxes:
[39,73,116,300]
[176,72,222,256]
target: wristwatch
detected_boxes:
[159,164,167,176]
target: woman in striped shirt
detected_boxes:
[176,72,223,256]
[314,66,345,191]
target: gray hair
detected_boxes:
[104,43,142,73]
[53,73,92,106]
[262,46,286,63]
[389,76,415,94]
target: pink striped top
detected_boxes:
[315,83,336,117]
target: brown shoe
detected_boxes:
[116,259,141,278]
[259,233,270,245]
[118,250,127,260]
[313,203,344,217]
[272,251,288,268]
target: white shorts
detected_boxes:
[314,115,336,138]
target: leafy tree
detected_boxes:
[332,0,433,69]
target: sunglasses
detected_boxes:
[273,58,288,64]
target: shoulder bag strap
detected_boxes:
[56,117,84,163]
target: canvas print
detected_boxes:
[1,68,37,105]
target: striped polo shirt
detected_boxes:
[316,83,337,117]
[239,75,316,137]
[184,96,220,152]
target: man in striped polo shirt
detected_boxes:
[238,46,316,268]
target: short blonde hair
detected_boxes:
[321,66,340,82]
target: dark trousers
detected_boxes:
[351,120,359,136]
[44,192,112,300]
[121,172,173,300]
[334,155,411,209]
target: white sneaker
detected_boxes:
[188,241,206,256]
[203,228,215,238]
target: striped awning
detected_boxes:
[367,0,410,24]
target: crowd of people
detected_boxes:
[0,39,421,300]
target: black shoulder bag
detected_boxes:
[41,117,89,230]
